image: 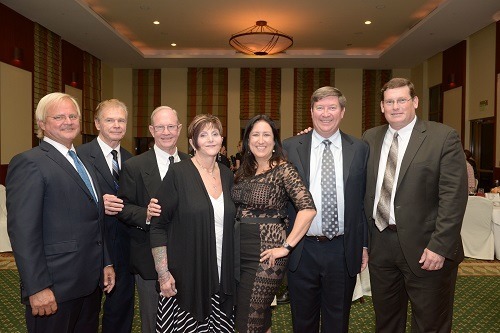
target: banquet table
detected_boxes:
[492,203,500,259]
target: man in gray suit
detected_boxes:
[117,106,190,333]
[77,99,134,333]
[363,78,467,332]
[283,86,369,332]
[7,92,115,332]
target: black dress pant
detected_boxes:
[25,287,101,333]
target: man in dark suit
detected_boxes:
[77,99,134,333]
[117,106,190,333]
[363,78,467,332]
[283,86,369,333]
[6,92,115,333]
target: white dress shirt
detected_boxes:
[43,136,98,201]
[372,116,417,226]
[307,130,345,236]
[153,145,180,179]
[97,136,121,175]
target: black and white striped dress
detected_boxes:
[156,293,234,333]
[155,194,235,333]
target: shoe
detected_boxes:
[276,290,290,305]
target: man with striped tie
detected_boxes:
[77,99,134,333]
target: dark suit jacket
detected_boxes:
[117,148,190,280]
[77,139,133,264]
[283,131,369,277]
[6,141,110,305]
[362,119,468,276]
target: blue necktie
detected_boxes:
[68,150,97,202]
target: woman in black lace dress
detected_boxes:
[232,115,316,333]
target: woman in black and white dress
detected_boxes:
[150,114,236,332]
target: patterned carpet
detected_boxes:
[1,253,499,332]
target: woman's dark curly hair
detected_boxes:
[234,115,286,183]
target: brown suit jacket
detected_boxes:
[363,119,468,277]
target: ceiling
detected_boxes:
[2,0,499,69]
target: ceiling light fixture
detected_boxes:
[365,20,372,25]
[153,21,160,25]
[229,20,293,56]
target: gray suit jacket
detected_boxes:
[362,119,468,276]
[6,141,109,304]
[283,131,369,277]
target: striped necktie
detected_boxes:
[375,132,399,231]
[111,149,120,191]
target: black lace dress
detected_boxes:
[231,162,315,333]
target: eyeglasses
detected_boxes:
[152,124,179,133]
[383,98,413,107]
[48,114,79,122]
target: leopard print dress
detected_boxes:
[231,162,315,333]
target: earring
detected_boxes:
[272,149,275,153]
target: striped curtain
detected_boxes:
[293,68,335,134]
[362,70,392,132]
[240,68,281,123]
[187,68,228,136]
[82,52,101,135]
[133,69,161,137]
[34,23,61,135]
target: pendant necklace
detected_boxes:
[195,156,217,190]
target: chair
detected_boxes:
[461,196,494,260]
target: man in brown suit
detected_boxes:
[363,78,467,332]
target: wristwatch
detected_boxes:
[282,241,294,252]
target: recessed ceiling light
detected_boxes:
[365,20,372,25]
[153,21,160,25]
[375,5,385,9]
[171,43,177,47]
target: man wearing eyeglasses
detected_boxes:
[116,106,190,333]
[362,78,467,332]
[77,99,134,333]
[6,92,115,332]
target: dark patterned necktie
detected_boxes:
[375,132,399,231]
[321,140,339,239]
[68,150,97,202]
[111,149,120,191]
[169,156,175,165]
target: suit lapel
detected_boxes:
[372,125,388,186]
[40,141,95,201]
[142,149,162,198]
[340,131,354,185]
[89,139,116,192]
[397,119,427,189]
[296,133,312,187]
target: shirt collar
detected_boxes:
[388,115,417,141]
[153,144,178,162]
[312,129,341,150]
[43,137,76,156]
[97,136,121,157]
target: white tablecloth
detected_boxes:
[0,185,12,252]
[492,205,500,259]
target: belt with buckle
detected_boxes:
[306,236,331,242]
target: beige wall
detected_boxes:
[443,87,463,135]
[336,69,363,138]
[467,24,496,121]
[0,63,32,163]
